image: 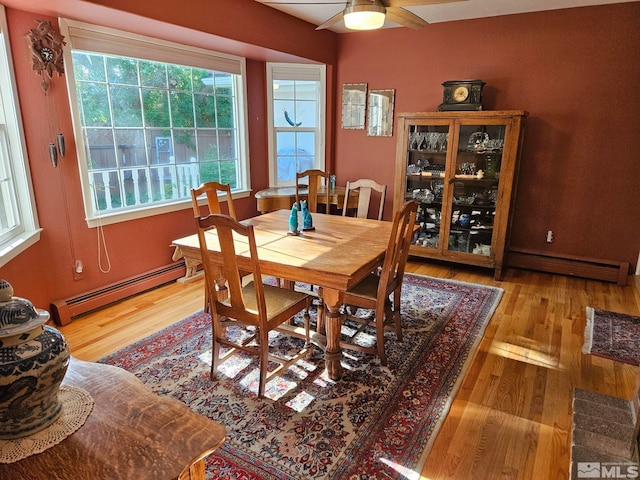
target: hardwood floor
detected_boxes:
[58,260,640,480]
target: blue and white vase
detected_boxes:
[0,280,70,439]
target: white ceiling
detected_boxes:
[254,0,637,33]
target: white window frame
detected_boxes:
[60,19,251,228]
[0,6,41,267]
[266,63,326,187]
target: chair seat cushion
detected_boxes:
[224,281,309,319]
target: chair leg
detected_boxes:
[211,338,221,381]
[258,327,269,398]
[393,288,403,342]
[303,307,313,358]
[375,302,388,366]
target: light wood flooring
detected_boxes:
[59,260,640,480]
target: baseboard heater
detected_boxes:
[506,248,629,286]
[50,262,186,326]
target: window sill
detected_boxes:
[0,228,43,268]
[85,189,252,228]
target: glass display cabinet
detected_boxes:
[393,111,527,280]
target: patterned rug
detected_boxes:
[100,274,503,479]
[582,307,640,366]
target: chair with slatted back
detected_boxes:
[295,169,330,213]
[195,213,312,398]
[339,200,419,366]
[191,182,237,313]
[191,181,236,219]
[342,178,387,221]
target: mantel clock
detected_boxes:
[438,80,485,111]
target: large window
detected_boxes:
[0,6,41,267]
[266,63,325,187]
[61,20,249,226]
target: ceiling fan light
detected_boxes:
[343,1,386,30]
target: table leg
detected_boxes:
[322,288,344,381]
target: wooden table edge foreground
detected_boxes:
[0,357,226,480]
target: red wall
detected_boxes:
[335,3,640,268]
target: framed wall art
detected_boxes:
[367,89,395,137]
[341,83,367,129]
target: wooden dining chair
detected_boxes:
[191,182,238,314]
[342,178,387,220]
[195,213,312,398]
[295,169,330,213]
[339,200,419,366]
[191,181,236,219]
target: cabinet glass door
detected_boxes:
[404,123,450,250]
[447,123,506,257]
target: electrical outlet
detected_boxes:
[73,260,83,280]
[546,230,554,243]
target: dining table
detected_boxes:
[171,209,393,381]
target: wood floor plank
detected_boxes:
[57,261,640,480]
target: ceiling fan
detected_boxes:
[262,0,467,31]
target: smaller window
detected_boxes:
[0,6,41,267]
[266,64,326,187]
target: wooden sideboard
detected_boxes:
[255,186,358,213]
[0,358,226,480]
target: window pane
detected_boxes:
[170,91,195,128]
[276,131,315,182]
[296,99,316,128]
[107,57,138,85]
[194,93,216,128]
[171,130,196,163]
[168,65,193,91]
[274,80,295,99]
[113,129,146,167]
[77,82,111,127]
[85,129,117,169]
[294,81,317,101]
[142,88,170,127]
[73,53,106,82]
[0,128,19,239]
[140,61,167,88]
[110,85,143,127]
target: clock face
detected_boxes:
[39,47,54,63]
[452,86,469,103]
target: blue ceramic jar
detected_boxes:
[0,280,70,439]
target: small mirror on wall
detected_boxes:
[341,83,367,129]
[367,89,395,137]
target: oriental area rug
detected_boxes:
[582,306,640,366]
[100,274,503,479]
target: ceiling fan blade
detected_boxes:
[384,0,467,7]
[384,6,428,29]
[316,10,345,30]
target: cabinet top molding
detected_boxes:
[398,110,528,118]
